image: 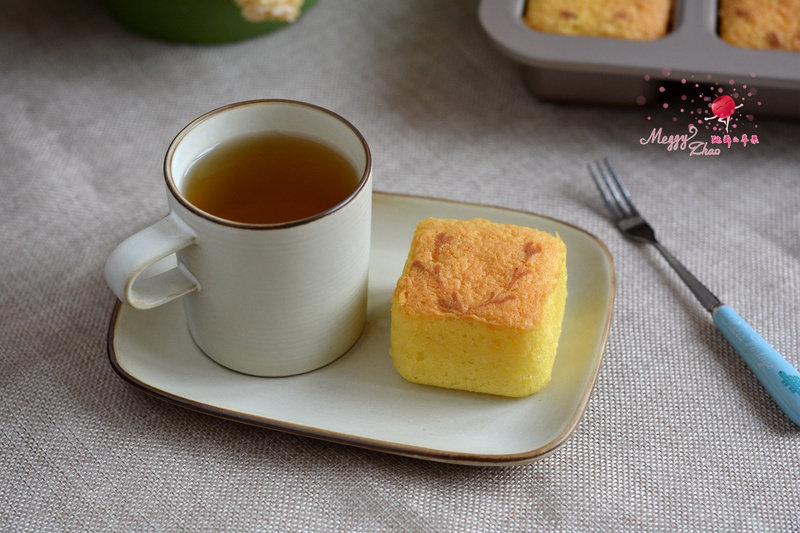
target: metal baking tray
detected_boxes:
[479,0,800,119]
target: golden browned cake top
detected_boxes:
[394,218,566,329]
[719,0,800,51]
[524,0,672,41]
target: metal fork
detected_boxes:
[589,159,800,426]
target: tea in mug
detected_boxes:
[182,132,360,224]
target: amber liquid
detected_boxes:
[182,132,360,224]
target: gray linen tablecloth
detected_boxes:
[3,0,799,531]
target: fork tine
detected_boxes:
[601,158,640,217]
[594,160,631,218]
[588,162,623,220]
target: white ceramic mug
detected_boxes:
[105,100,372,376]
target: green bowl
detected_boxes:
[104,0,316,44]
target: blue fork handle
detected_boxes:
[712,305,800,426]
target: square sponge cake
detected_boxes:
[719,0,800,51]
[523,0,672,41]
[389,218,567,398]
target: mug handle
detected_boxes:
[105,211,200,310]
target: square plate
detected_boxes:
[107,192,615,465]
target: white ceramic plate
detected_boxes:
[107,192,615,465]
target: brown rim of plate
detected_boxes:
[163,99,372,230]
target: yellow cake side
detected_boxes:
[523,0,672,41]
[390,263,567,397]
[389,217,568,398]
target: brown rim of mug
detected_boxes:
[163,99,372,230]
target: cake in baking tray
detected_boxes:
[389,217,568,398]
[523,0,672,40]
[719,0,800,51]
